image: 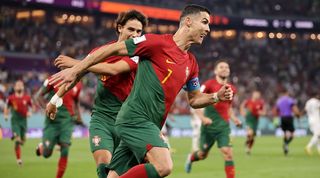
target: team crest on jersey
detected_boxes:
[92,136,101,146]
[45,140,50,147]
[185,67,190,80]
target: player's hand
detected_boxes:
[54,55,77,69]
[233,118,242,128]
[217,84,233,101]
[27,111,32,118]
[46,103,57,120]
[201,117,213,126]
[48,67,78,89]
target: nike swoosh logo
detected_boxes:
[166,59,176,64]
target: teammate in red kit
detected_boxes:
[48,5,234,178]
[240,90,265,155]
[47,10,148,178]
[185,60,241,178]
[34,79,82,178]
[3,80,33,166]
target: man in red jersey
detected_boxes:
[4,80,33,166]
[48,5,233,178]
[34,78,82,178]
[185,60,241,178]
[47,10,148,178]
[240,90,265,155]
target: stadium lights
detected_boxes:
[256,32,264,39]
[317,34,320,40]
[76,16,82,22]
[16,11,30,19]
[269,33,275,39]
[290,33,296,39]
[276,33,283,39]
[310,34,316,40]
[62,14,68,20]
[83,16,89,22]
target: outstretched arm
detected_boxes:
[54,55,131,75]
[49,41,129,89]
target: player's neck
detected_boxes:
[15,92,23,97]
[216,76,227,84]
[173,28,193,52]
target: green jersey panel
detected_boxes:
[204,105,229,131]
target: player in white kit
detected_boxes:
[304,93,320,155]
[190,108,202,151]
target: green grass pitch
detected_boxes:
[0,136,319,178]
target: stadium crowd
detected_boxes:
[0,5,319,116]
[110,0,320,17]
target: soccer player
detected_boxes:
[3,80,33,166]
[304,92,320,155]
[190,108,202,151]
[34,80,82,178]
[184,60,241,178]
[48,5,234,178]
[275,89,301,155]
[240,90,265,155]
[48,10,148,178]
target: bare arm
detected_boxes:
[292,105,301,117]
[194,108,212,126]
[188,84,233,109]
[49,41,129,88]
[55,55,131,75]
[229,107,241,126]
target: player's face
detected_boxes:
[14,81,24,93]
[214,62,230,78]
[252,91,261,100]
[118,19,143,41]
[189,12,210,44]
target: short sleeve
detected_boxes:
[121,56,139,71]
[125,34,160,58]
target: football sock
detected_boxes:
[97,163,108,178]
[191,151,200,162]
[225,160,235,178]
[119,164,161,178]
[56,146,69,178]
[15,141,21,160]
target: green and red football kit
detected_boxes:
[244,99,264,134]
[6,93,32,139]
[88,41,139,154]
[199,79,236,150]
[109,34,201,175]
[41,79,82,150]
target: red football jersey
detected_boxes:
[201,79,236,122]
[7,93,32,118]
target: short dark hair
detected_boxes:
[214,59,229,69]
[115,9,148,35]
[180,4,211,21]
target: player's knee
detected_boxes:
[221,148,233,160]
[156,162,173,177]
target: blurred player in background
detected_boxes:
[185,60,241,178]
[275,89,301,156]
[3,80,33,166]
[304,92,320,155]
[190,108,202,151]
[47,5,234,178]
[48,10,148,178]
[240,90,265,155]
[34,79,82,178]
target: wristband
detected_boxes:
[50,94,63,107]
[212,92,219,103]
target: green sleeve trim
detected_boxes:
[125,38,137,56]
[225,160,234,166]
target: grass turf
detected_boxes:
[0,136,319,178]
